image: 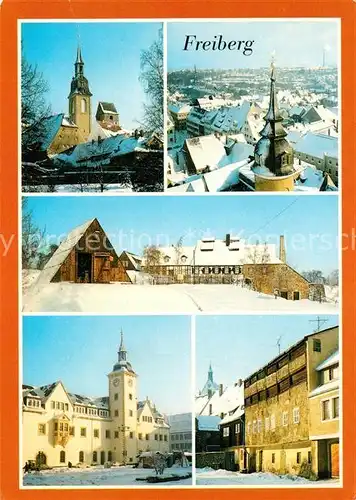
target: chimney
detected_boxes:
[219,384,224,396]
[225,234,231,247]
[279,235,286,263]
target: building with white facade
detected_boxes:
[22,332,170,469]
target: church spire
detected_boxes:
[253,58,294,177]
[76,46,83,64]
[208,362,213,382]
[118,329,127,362]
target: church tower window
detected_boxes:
[60,450,66,463]
[81,98,87,113]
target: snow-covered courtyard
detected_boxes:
[196,468,340,486]
[23,281,339,313]
[23,465,192,487]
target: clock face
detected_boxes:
[112,378,120,387]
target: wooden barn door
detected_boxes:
[330,442,339,478]
[93,253,111,283]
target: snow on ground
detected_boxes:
[22,269,41,293]
[23,465,192,487]
[196,468,340,486]
[23,283,339,313]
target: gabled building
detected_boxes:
[36,218,130,285]
[243,325,339,478]
[22,332,170,468]
[142,234,324,301]
[308,349,340,478]
[96,101,120,127]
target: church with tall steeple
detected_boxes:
[252,61,298,191]
[22,331,170,468]
[68,46,92,142]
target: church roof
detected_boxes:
[98,102,118,114]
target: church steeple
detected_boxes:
[68,45,92,141]
[118,329,127,362]
[208,362,213,382]
[74,46,84,77]
[112,330,135,373]
[254,60,294,177]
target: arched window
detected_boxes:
[93,451,97,462]
[60,450,66,463]
[108,451,112,462]
[81,98,87,113]
[79,451,84,463]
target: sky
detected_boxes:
[168,20,339,70]
[196,314,339,393]
[22,315,191,415]
[21,22,162,129]
[24,194,339,274]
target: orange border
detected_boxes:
[1,1,355,499]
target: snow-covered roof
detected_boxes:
[316,350,339,371]
[35,218,95,285]
[22,381,109,410]
[309,379,339,398]
[62,116,77,128]
[98,101,118,114]
[196,381,244,418]
[54,134,144,167]
[197,415,221,431]
[220,406,244,426]
[38,113,64,151]
[294,132,338,159]
[150,238,280,267]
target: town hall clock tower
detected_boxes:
[108,331,138,464]
[68,46,92,142]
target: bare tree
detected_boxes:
[172,236,184,265]
[139,27,163,136]
[301,269,325,284]
[246,241,271,292]
[22,198,46,269]
[142,245,162,275]
[21,46,51,156]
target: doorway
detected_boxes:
[330,442,339,478]
[36,452,47,467]
[77,253,92,282]
[258,450,263,472]
[293,291,300,300]
[280,291,288,300]
[100,451,106,465]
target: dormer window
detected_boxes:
[181,255,187,263]
[164,256,170,263]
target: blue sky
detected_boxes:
[196,315,339,392]
[23,315,191,415]
[21,22,162,129]
[24,194,338,274]
[168,20,339,70]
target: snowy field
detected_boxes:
[23,465,192,487]
[22,282,339,313]
[196,468,340,487]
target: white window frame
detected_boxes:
[257,419,262,433]
[265,417,270,431]
[282,411,289,427]
[270,414,276,431]
[293,407,300,424]
[321,396,339,422]
[223,427,229,437]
